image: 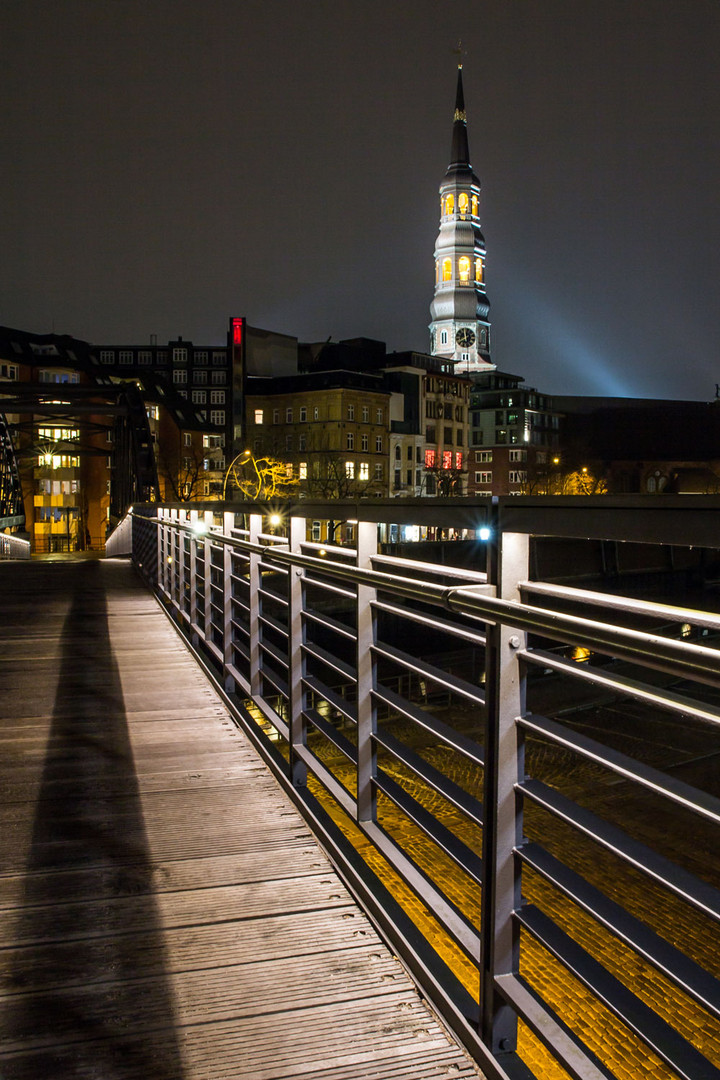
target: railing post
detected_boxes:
[222,510,235,693]
[289,515,307,788]
[188,509,199,635]
[356,518,378,823]
[481,506,528,1057]
[203,509,213,645]
[158,508,166,595]
[248,512,262,699]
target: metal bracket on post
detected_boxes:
[288,515,307,788]
[356,519,378,824]
[481,499,527,1058]
[248,513,262,699]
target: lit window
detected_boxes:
[458,256,471,282]
[475,257,483,282]
[458,192,469,214]
[442,258,452,282]
[359,463,369,481]
[455,452,462,469]
[471,194,478,216]
[254,409,264,424]
[345,461,355,479]
[425,449,436,468]
[442,451,453,470]
[285,463,293,478]
[299,462,307,479]
[444,193,454,215]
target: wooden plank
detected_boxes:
[0,557,484,1080]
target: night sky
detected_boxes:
[1,1,719,400]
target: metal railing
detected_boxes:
[108,496,720,1080]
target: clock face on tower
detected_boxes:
[456,328,476,348]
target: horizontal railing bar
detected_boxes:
[258,610,289,640]
[302,574,357,601]
[292,743,357,817]
[230,616,250,639]
[373,727,484,827]
[373,640,485,706]
[360,818,482,961]
[516,904,720,1080]
[445,585,720,690]
[519,841,720,1020]
[372,552,491,584]
[521,580,720,632]
[374,769,482,886]
[304,707,358,765]
[258,637,288,671]
[520,778,720,924]
[258,558,288,576]
[522,647,720,729]
[373,599,488,646]
[258,661,289,699]
[303,606,357,643]
[494,973,614,1080]
[301,641,357,683]
[257,586,288,608]
[246,692,290,741]
[519,711,720,826]
[303,674,358,725]
[301,539,357,560]
[373,683,485,766]
[225,661,250,697]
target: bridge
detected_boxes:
[1,496,719,1080]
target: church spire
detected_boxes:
[429,61,494,373]
[450,65,470,167]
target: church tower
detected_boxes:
[429,64,493,372]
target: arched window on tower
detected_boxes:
[458,256,471,282]
[471,194,479,217]
[442,258,452,282]
[475,257,483,283]
[444,193,454,216]
[458,192,469,216]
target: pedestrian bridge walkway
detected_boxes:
[0,557,482,1080]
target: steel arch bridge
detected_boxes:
[0,382,159,534]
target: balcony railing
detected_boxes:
[107,496,720,1080]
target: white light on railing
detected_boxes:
[478,527,491,541]
[190,520,207,535]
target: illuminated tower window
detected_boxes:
[475,257,483,282]
[472,194,478,217]
[458,192,469,215]
[442,258,452,282]
[459,256,471,282]
[445,193,454,215]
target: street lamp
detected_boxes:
[222,449,253,501]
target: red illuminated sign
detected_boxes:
[232,318,243,345]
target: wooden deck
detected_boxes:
[0,556,483,1079]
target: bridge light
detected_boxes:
[269,513,282,527]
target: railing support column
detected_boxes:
[356,519,378,823]
[481,516,528,1057]
[248,513,262,699]
[222,510,235,693]
[289,515,307,788]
